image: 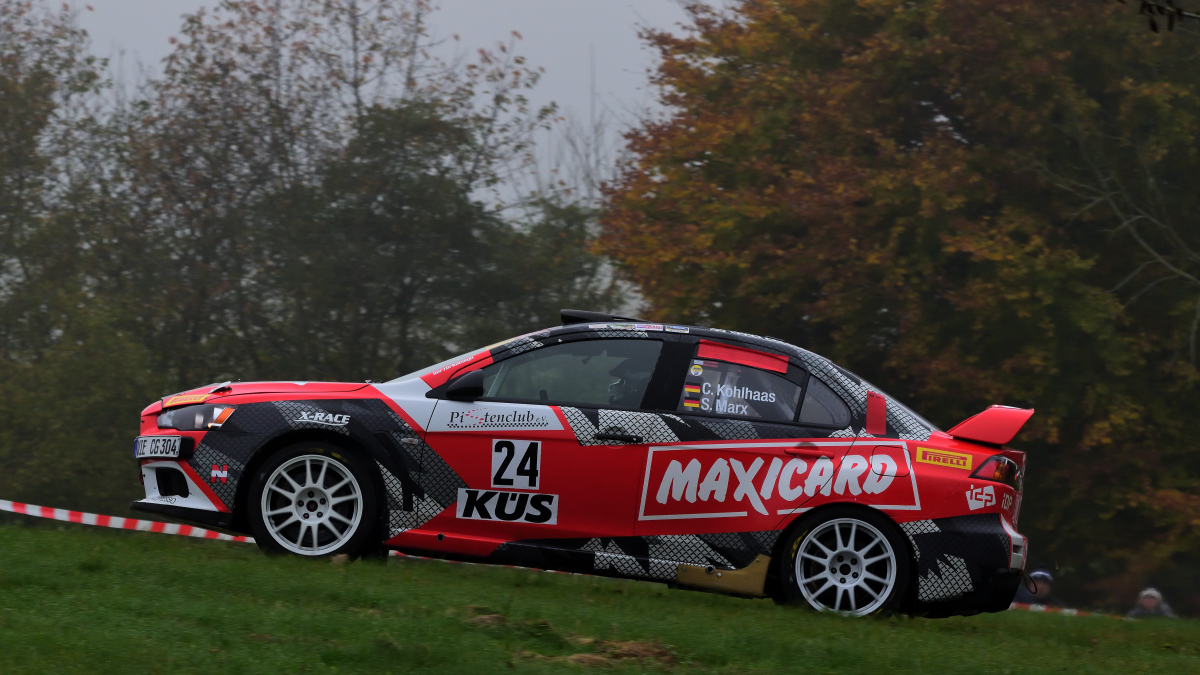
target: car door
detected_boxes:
[636,339,861,537]
[424,337,666,553]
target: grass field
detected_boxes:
[0,525,1198,674]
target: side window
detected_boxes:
[678,359,802,423]
[798,377,852,428]
[478,339,663,409]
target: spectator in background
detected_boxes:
[1014,569,1055,605]
[1126,588,1177,619]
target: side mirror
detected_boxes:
[445,370,487,401]
[865,391,887,435]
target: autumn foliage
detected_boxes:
[603,0,1200,611]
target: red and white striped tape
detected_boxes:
[10,499,1094,605]
[0,497,583,573]
[1008,602,1118,618]
[0,499,253,543]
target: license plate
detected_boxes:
[134,436,182,459]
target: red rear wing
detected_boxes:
[947,405,1035,446]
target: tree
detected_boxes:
[603,0,1200,611]
[0,0,624,515]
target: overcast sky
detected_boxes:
[70,1,694,127]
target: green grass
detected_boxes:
[0,526,1198,674]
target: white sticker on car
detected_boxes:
[965,484,996,510]
[491,439,541,490]
[427,402,563,432]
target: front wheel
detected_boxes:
[248,443,382,559]
[780,507,911,616]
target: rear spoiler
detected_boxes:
[947,405,1034,446]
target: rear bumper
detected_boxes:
[915,567,1023,617]
[901,513,1026,617]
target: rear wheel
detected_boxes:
[780,507,911,616]
[248,443,381,559]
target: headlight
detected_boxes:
[158,404,236,431]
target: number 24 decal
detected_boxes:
[492,439,541,490]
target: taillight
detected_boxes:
[971,455,1022,491]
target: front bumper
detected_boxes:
[901,513,1027,616]
[129,499,235,531]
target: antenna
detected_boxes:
[589,42,596,131]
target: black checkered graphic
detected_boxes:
[593,329,649,339]
[698,418,760,440]
[377,460,453,535]
[375,409,466,536]
[584,538,673,579]
[271,400,351,435]
[560,407,679,445]
[488,528,780,582]
[185,403,282,509]
[191,443,246,506]
[919,555,974,600]
[576,529,780,580]
[499,336,544,356]
[901,515,1011,603]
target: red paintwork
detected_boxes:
[947,405,1035,446]
[865,392,887,435]
[420,352,495,389]
[133,331,1032,580]
[697,340,789,373]
[176,461,232,513]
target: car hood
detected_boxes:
[144,381,371,415]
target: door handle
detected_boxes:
[785,445,836,459]
[594,432,643,444]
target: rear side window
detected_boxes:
[479,339,663,409]
[677,359,802,423]
[798,377,852,428]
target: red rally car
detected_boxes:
[132,310,1031,617]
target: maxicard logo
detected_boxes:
[456,488,558,525]
[640,445,918,520]
[296,412,350,427]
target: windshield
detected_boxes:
[385,329,554,384]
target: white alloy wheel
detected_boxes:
[259,454,363,556]
[795,517,897,616]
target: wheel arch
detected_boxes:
[765,503,917,604]
[231,429,390,536]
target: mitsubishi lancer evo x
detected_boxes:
[132,310,1032,616]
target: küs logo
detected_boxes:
[965,484,996,511]
[296,411,350,427]
[456,488,558,525]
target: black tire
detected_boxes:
[247,442,382,560]
[779,506,912,616]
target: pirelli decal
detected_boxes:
[163,394,211,408]
[915,447,973,471]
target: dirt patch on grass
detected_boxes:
[463,606,673,667]
[468,613,508,627]
[519,640,675,667]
